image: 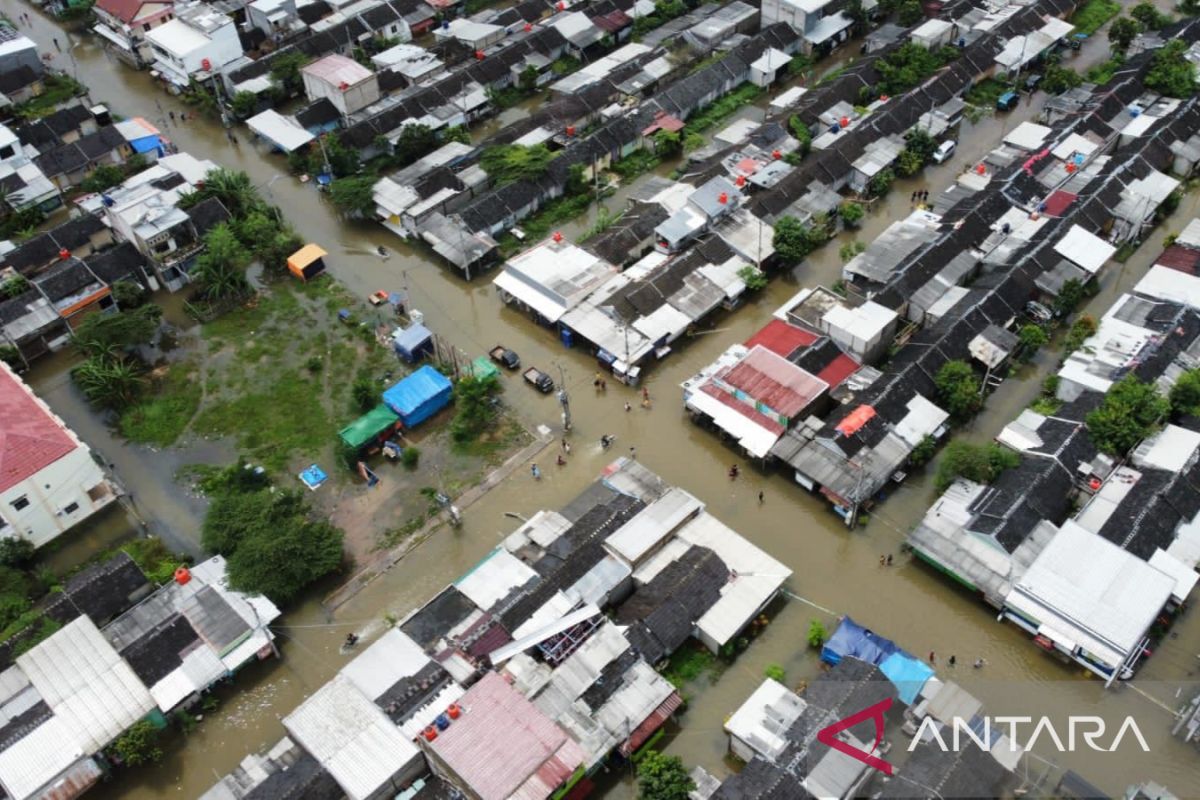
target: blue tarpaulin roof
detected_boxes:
[878,652,934,704]
[130,135,162,154]
[393,323,432,361]
[382,365,452,427]
[821,617,903,666]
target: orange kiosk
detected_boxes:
[288,244,328,281]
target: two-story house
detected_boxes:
[93,0,176,68]
[145,2,243,89]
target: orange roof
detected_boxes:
[835,405,876,436]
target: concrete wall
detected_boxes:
[0,445,116,549]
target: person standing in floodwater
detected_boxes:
[531,464,541,480]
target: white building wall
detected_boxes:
[0,447,115,549]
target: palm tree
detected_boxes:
[198,169,264,219]
[73,356,145,409]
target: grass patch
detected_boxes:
[1030,396,1062,415]
[1071,0,1120,34]
[120,361,203,447]
[498,192,597,257]
[685,84,763,134]
[452,417,527,460]
[609,148,661,182]
[14,74,86,119]
[1086,57,1123,85]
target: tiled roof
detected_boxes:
[0,363,76,494]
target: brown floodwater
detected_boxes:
[4,3,1199,796]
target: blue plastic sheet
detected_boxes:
[382,365,452,427]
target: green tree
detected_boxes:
[896,149,925,177]
[1130,2,1170,29]
[112,720,163,767]
[1053,278,1086,316]
[0,274,29,300]
[193,224,251,301]
[867,168,895,198]
[184,168,264,220]
[230,91,259,119]
[737,266,767,291]
[807,619,828,648]
[72,355,145,410]
[479,144,555,186]
[683,132,705,152]
[773,216,825,264]
[1017,324,1048,359]
[269,51,310,96]
[1086,375,1169,455]
[0,538,34,569]
[839,201,865,227]
[1108,17,1143,53]
[1145,39,1197,98]
[79,163,125,194]
[636,751,694,800]
[329,176,377,218]
[1063,314,1098,355]
[764,663,787,682]
[443,125,471,145]
[352,375,376,412]
[788,115,812,156]
[202,478,343,603]
[73,304,162,357]
[875,43,954,95]
[450,374,501,443]
[898,0,923,25]
[111,279,147,309]
[1042,63,1084,94]
[935,359,982,420]
[935,441,1020,491]
[904,128,936,162]
[909,434,937,466]
[654,129,682,157]
[1171,368,1200,416]
[519,65,539,91]
[393,124,438,167]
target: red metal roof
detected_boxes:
[700,383,786,435]
[1042,190,1076,217]
[96,0,166,24]
[619,692,682,756]
[712,346,827,420]
[1156,245,1200,275]
[835,404,876,436]
[744,319,817,358]
[591,10,631,32]
[816,353,860,388]
[0,364,76,494]
[429,672,585,800]
[642,112,685,136]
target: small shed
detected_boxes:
[382,365,453,428]
[969,324,1019,369]
[339,404,401,451]
[288,244,327,281]
[392,323,432,363]
[469,356,499,380]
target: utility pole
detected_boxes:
[557,365,571,431]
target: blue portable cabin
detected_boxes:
[382,365,453,428]
[393,324,433,363]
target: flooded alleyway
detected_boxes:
[3,3,1199,797]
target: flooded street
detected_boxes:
[4,3,1199,797]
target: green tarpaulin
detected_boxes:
[339,404,400,449]
[470,356,500,380]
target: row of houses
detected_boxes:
[907,222,1200,684]
[1,150,226,362]
[202,458,792,800]
[763,26,1200,526]
[0,552,281,800]
[706,616,1177,799]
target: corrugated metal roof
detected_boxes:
[456,549,539,613]
[604,487,703,566]
[340,629,432,703]
[284,675,420,800]
[0,717,85,800]
[744,319,818,357]
[713,345,829,421]
[428,672,584,800]
[17,616,154,755]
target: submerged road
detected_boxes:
[4,3,1199,796]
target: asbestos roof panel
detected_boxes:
[339,629,432,703]
[0,715,85,800]
[17,616,154,754]
[455,548,539,613]
[283,675,420,800]
[1054,224,1116,274]
[604,487,702,566]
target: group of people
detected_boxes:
[911,189,930,204]
[928,651,986,669]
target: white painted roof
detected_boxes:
[1003,121,1052,151]
[1175,218,1200,249]
[1054,224,1115,274]
[247,109,315,152]
[769,86,808,110]
[604,487,702,566]
[1006,520,1176,668]
[0,716,84,800]
[284,675,420,800]
[17,616,154,754]
[340,629,432,702]
[1137,264,1200,308]
[893,394,950,446]
[678,513,791,647]
[1050,132,1098,161]
[455,548,539,612]
[495,239,617,324]
[145,17,210,56]
[724,678,805,761]
[1147,549,1199,604]
[1132,425,1200,472]
[684,387,781,458]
